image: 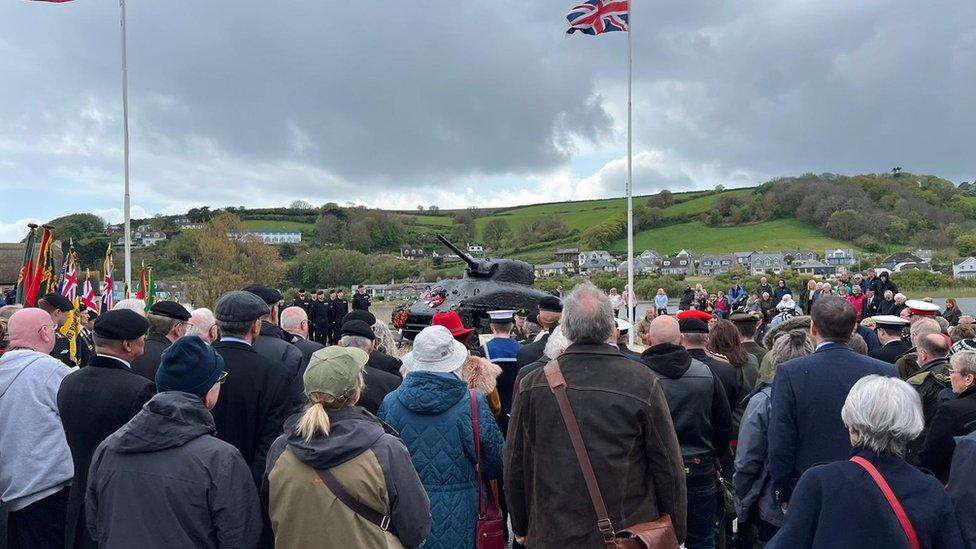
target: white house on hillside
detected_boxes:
[954,257,976,279]
[579,250,613,265]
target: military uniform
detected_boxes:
[331,295,349,344]
[870,339,910,365]
[906,357,951,462]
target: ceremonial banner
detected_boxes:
[59,297,82,367]
[81,276,99,312]
[25,225,54,307]
[14,224,38,305]
[57,243,78,301]
[101,244,115,311]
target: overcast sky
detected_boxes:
[1,0,973,240]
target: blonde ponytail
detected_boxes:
[295,375,365,442]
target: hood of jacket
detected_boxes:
[0,350,46,395]
[762,315,812,348]
[395,371,468,415]
[106,391,215,454]
[640,343,692,379]
[283,407,387,470]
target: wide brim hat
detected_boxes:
[431,310,475,337]
[402,325,469,373]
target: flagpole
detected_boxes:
[120,0,132,294]
[626,0,635,345]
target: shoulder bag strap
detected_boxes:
[850,456,919,549]
[543,360,617,548]
[469,389,487,518]
[315,466,391,532]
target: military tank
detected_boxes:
[395,235,553,340]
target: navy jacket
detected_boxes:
[768,342,897,502]
[767,449,964,549]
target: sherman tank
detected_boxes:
[394,235,553,340]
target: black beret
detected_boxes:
[41,293,73,311]
[85,310,99,322]
[241,284,283,305]
[342,310,376,327]
[339,320,375,340]
[538,296,563,313]
[678,318,710,334]
[149,300,191,321]
[526,311,540,325]
[94,309,149,340]
[214,291,270,322]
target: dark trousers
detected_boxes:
[6,488,69,549]
[686,475,718,549]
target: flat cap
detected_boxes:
[615,317,633,332]
[538,296,563,313]
[149,300,191,321]
[41,293,73,311]
[342,310,376,327]
[94,309,149,340]
[729,311,759,324]
[339,319,375,340]
[242,284,283,305]
[676,309,713,321]
[678,317,710,334]
[215,291,270,322]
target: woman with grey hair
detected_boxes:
[919,350,976,483]
[767,376,964,548]
[512,325,571,392]
[734,329,813,544]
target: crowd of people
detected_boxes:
[2,273,976,548]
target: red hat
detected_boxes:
[431,311,475,337]
[676,309,713,321]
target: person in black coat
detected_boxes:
[210,292,293,486]
[336,320,401,415]
[131,301,190,381]
[869,316,912,364]
[38,293,74,367]
[768,375,964,548]
[919,350,976,483]
[281,305,326,413]
[86,337,262,549]
[312,290,329,343]
[514,297,562,370]
[330,290,349,344]
[862,288,882,318]
[768,297,897,505]
[57,310,155,549]
[352,284,372,311]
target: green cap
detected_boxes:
[303,346,368,400]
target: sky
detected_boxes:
[1,0,973,240]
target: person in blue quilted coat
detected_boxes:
[380,325,504,549]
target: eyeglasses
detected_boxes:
[37,324,57,335]
[216,371,229,385]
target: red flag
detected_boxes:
[24,226,53,307]
[81,277,98,312]
[136,264,147,300]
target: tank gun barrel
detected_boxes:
[436,235,479,270]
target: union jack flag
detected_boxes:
[566,0,629,35]
[81,278,98,312]
[58,251,78,302]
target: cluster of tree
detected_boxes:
[289,248,438,289]
[46,214,111,269]
[179,213,286,305]
[578,204,670,251]
[314,207,407,253]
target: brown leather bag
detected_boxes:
[544,360,680,549]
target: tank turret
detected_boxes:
[397,236,552,339]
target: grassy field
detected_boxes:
[662,188,753,216]
[610,219,858,255]
[243,220,315,233]
[471,189,715,237]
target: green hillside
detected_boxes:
[243,220,315,233]
[610,219,860,255]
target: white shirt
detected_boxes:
[95,354,131,369]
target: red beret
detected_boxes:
[676,309,713,321]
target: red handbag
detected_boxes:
[469,389,505,549]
